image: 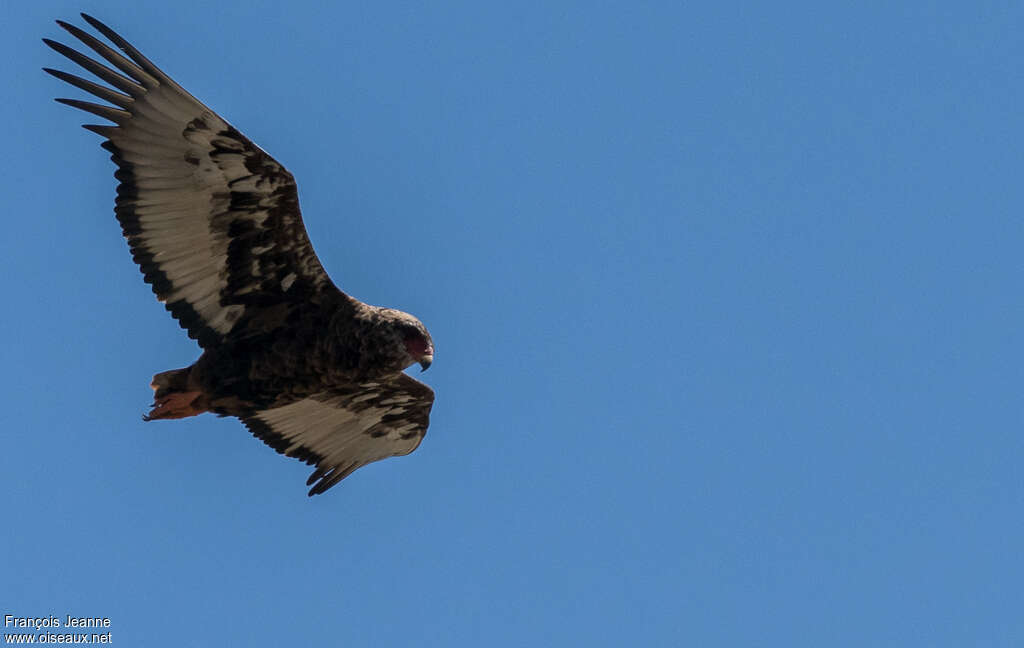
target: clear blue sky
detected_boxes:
[3,1,1023,645]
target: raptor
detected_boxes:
[45,14,436,496]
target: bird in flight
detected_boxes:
[44,14,436,496]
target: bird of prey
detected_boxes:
[44,14,436,496]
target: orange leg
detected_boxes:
[144,391,205,421]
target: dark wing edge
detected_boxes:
[240,374,435,496]
[44,14,345,348]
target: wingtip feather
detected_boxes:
[80,13,105,29]
[82,123,117,137]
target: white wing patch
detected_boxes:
[113,112,275,335]
[242,377,434,495]
[257,399,391,458]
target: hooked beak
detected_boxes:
[419,354,433,372]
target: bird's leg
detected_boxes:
[144,391,205,421]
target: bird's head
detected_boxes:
[377,308,434,372]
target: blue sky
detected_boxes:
[3,1,1023,645]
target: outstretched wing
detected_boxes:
[240,375,435,496]
[44,14,346,348]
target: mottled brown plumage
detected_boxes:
[45,14,436,495]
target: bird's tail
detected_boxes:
[150,367,191,400]
[145,367,207,421]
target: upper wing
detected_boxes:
[44,14,346,348]
[240,375,435,496]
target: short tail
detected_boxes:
[145,367,207,421]
[150,367,191,400]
